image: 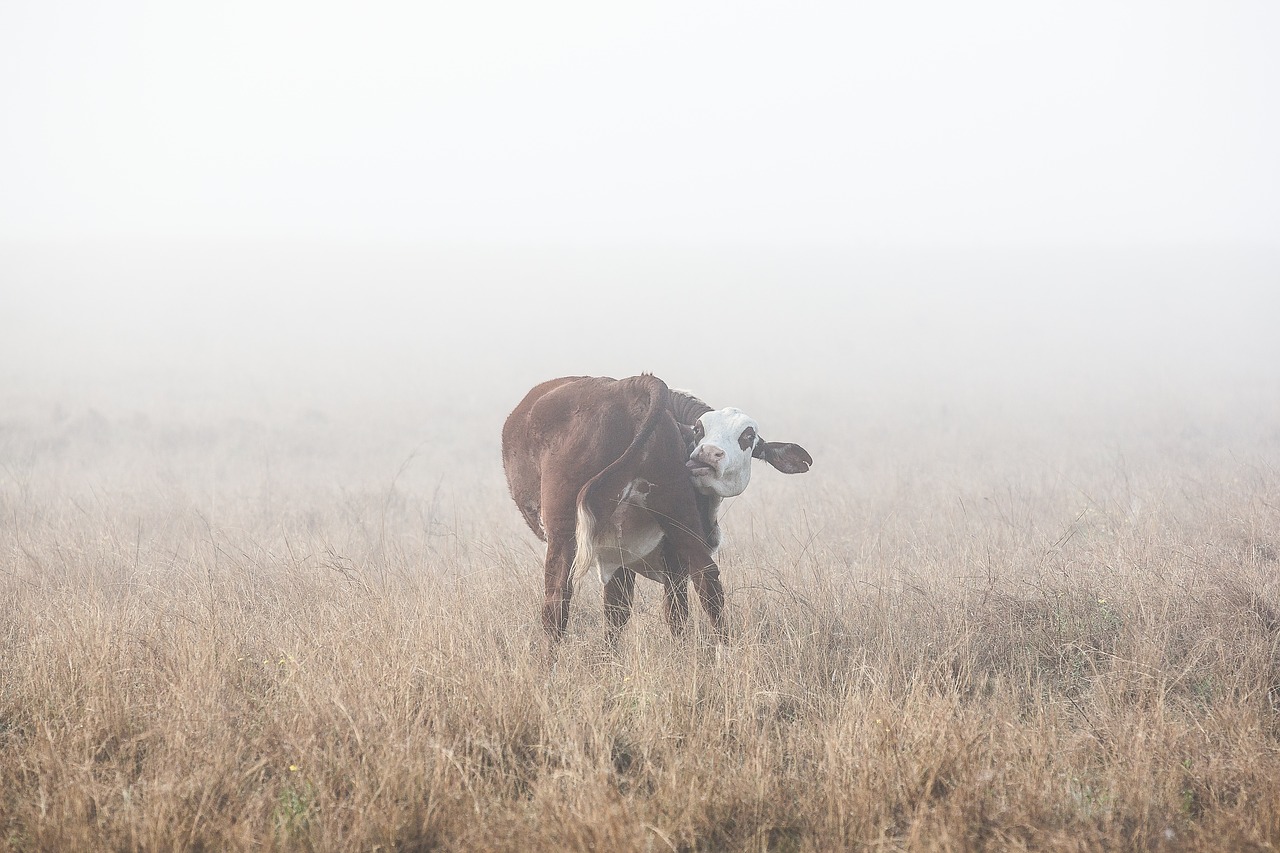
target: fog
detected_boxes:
[6,10,1280,846]
[2,2,1278,440]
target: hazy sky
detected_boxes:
[3,2,1278,424]
[3,1,1277,248]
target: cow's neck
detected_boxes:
[696,492,723,552]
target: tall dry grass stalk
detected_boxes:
[2,396,1278,851]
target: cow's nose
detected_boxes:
[698,445,725,464]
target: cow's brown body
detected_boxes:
[502,374,721,640]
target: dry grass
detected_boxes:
[2,394,1279,852]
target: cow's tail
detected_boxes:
[571,375,670,580]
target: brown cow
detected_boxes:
[502,374,812,642]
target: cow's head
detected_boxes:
[685,407,812,497]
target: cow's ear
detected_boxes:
[753,441,812,474]
[677,422,698,454]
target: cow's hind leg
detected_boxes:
[539,475,583,642]
[542,532,575,641]
[603,566,636,647]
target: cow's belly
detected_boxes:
[593,480,666,584]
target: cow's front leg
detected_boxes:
[689,559,725,640]
[665,529,724,641]
[662,575,690,637]
[659,540,690,637]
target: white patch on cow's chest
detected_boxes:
[593,479,665,584]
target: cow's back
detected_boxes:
[501,375,680,542]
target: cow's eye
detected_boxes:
[738,427,756,451]
[693,422,704,439]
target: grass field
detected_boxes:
[2,380,1279,851]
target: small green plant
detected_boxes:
[274,769,316,841]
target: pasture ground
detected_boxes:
[2,385,1279,851]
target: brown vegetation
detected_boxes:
[2,393,1278,851]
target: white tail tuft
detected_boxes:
[571,503,597,579]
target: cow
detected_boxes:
[501,374,812,643]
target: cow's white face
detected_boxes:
[686,407,814,497]
[686,408,762,497]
